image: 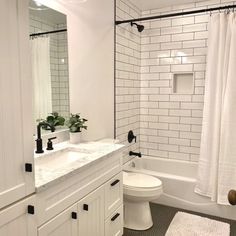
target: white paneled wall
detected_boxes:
[116,0,141,163]
[139,0,235,162]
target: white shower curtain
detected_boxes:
[30,37,52,121]
[195,13,236,205]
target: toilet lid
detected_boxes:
[123,172,162,189]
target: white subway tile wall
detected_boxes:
[116,0,141,163]
[116,0,235,163]
[30,14,70,119]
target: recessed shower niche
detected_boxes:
[172,73,194,94]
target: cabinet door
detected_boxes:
[78,186,105,236]
[0,196,36,236]
[38,204,78,236]
[0,0,34,210]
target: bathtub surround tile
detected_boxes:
[116,0,141,163]
[138,1,211,163]
[116,0,232,163]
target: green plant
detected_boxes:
[66,113,88,133]
[42,112,65,130]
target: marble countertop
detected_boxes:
[34,139,124,192]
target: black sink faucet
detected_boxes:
[35,122,55,154]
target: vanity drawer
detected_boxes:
[105,205,123,236]
[104,172,123,218]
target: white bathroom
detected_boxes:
[1,0,236,235]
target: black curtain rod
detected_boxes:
[115,4,236,25]
[30,29,67,37]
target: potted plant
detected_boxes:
[41,112,65,130]
[66,113,88,144]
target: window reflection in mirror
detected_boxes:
[29,0,70,134]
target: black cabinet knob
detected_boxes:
[83,204,89,211]
[71,212,77,219]
[25,163,33,173]
[27,205,35,215]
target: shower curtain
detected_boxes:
[30,37,52,121]
[195,13,236,205]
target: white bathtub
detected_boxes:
[123,156,236,220]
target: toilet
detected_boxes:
[123,171,163,230]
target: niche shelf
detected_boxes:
[172,72,194,94]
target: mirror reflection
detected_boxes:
[29,0,70,130]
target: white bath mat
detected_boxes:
[165,212,230,236]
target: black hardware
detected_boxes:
[35,122,55,154]
[27,205,35,215]
[25,163,33,173]
[131,22,144,32]
[30,29,67,37]
[83,204,89,211]
[128,130,136,143]
[111,213,120,222]
[111,179,120,187]
[129,151,142,158]
[71,212,77,219]
[116,4,236,25]
[46,137,57,150]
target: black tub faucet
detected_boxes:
[35,122,55,154]
[129,151,142,158]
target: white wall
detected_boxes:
[41,0,115,141]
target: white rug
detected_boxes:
[165,212,230,236]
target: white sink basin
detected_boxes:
[35,147,92,170]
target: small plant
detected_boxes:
[66,113,88,133]
[42,112,65,130]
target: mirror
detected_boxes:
[29,0,70,131]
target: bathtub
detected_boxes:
[123,156,236,221]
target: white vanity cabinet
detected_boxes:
[0,0,35,210]
[37,186,105,236]
[0,196,37,236]
[35,151,124,236]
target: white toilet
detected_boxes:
[123,171,163,230]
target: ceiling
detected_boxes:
[129,0,206,11]
[29,0,66,24]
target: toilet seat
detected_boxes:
[123,171,162,190]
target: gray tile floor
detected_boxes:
[123,203,236,236]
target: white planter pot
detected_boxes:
[69,132,81,144]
